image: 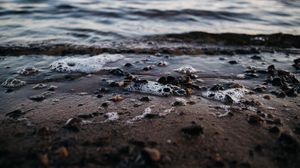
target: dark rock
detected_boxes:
[101,102,109,108]
[228,60,238,64]
[248,115,263,125]
[124,63,133,67]
[293,123,300,135]
[143,66,153,71]
[267,65,276,75]
[78,113,94,119]
[5,109,24,119]
[224,95,234,105]
[110,68,126,76]
[96,94,103,98]
[285,88,297,97]
[144,113,159,119]
[251,55,262,60]
[140,96,151,102]
[181,125,203,136]
[37,127,52,136]
[271,77,284,86]
[142,148,161,162]
[29,94,46,101]
[269,126,280,134]
[276,133,299,153]
[63,118,81,132]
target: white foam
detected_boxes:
[126,81,186,96]
[159,107,175,116]
[202,88,248,103]
[127,106,154,123]
[1,78,26,88]
[50,54,124,73]
[104,112,119,122]
[174,65,198,74]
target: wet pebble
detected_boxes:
[32,83,47,89]
[63,118,82,132]
[142,147,161,161]
[140,96,151,102]
[110,95,124,102]
[228,60,238,64]
[247,115,263,125]
[181,124,203,136]
[250,55,262,60]
[269,126,280,134]
[276,133,299,153]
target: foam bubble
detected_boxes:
[50,54,124,73]
[174,65,198,74]
[1,78,26,88]
[104,112,119,122]
[202,88,248,103]
[126,81,186,96]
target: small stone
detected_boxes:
[47,85,57,91]
[63,118,82,132]
[140,96,151,102]
[157,61,168,67]
[143,66,153,71]
[29,94,46,102]
[293,123,300,135]
[32,83,47,89]
[142,147,161,161]
[269,126,280,134]
[38,154,49,167]
[248,115,263,125]
[228,60,238,64]
[277,133,299,152]
[37,127,51,136]
[96,94,103,98]
[101,102,109,108]
[5,109,24,119]
[110,95,124,102]
[124,63,133,67]
[110,68,125,76]
[263,95,271,100]
[181,125,203,136]
[251,55,262,60]
[56,147,69,158]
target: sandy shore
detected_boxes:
[0,44,300,168]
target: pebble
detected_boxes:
[263,95,271,100]
[251,55,262,60]
[181,124,203,136]
[110,95,124,102]
[38,154,49,167]
[32,83,47,89]
[56,147,69,158]
[228,60,238,64]
[140,96,151,102]
[142,147,161,161]
[248,115,263,125]
[269,126,280,134]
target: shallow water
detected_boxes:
[0,0,300,45]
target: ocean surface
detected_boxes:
[0,0,300,46]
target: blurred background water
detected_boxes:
[0,0,299,45]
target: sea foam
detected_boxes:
[50,54,124,73]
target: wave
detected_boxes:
[0,32,299,56]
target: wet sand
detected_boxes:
[0,39,300,168]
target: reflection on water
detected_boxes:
[0,0,299,45]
